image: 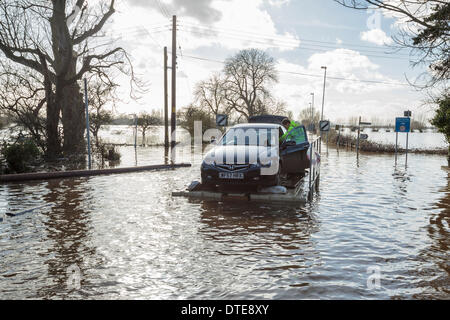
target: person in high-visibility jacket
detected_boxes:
[280,119,306,144]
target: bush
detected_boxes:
[1,138,41,173]
[178,104,217,137]
[105,146,121,161]
[431,95,450,165]
[92,142,121,168]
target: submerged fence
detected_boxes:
[308,136,321,201]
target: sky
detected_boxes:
[97,0,434,124]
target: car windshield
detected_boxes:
[220,128,278,146]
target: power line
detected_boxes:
[178,28,409,61]
[178,53,410,86]
[153,0,171,20]
[178,22,411,58]
[179,21,409,51]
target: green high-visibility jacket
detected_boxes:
[281,121,306,144]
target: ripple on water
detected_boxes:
[0,148,448,299]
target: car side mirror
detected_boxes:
[210,137,216,144]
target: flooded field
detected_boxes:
[0,144,448,299]
[97,125,447,150]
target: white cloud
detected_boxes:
[360,28,393,46]
[106,0,301,114]
[273,49,411,121]
[266,0,290,7]
[97,0,421,122]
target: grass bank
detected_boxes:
[325,130,447,155]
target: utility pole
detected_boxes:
[171,15,177,153]
[356,116,361,158]
[395,130,398,165]
[309,102,312,130]
[310,93,314,132]
[321,66,327,121]
[164,46,169,148]
[84,78,91,170]
[134,114,138,149]
[405,110,411,168]
[320,66,327,152]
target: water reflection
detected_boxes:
[196,200,323,297]
[199,200,318,240]
[392,166,411,195]
[37,178,94,299]
[413,172,450,299]
[1,148,449,299]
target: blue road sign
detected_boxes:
[395,117,411,133]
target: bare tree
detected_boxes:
[0,0,142,160]
[87,77,116,147]
[194,73,227,116]
[137,111,162,146]
[299,108,321,129]
[254,96,288,116]
[334,0,449,88]
[0,60,47,149]
[223,49,279,120]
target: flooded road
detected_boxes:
[0,146,449,299]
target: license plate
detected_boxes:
[219,172,244,179]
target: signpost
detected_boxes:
[356,117,371,158]
[395,114,411,166]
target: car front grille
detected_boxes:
[215,164,251,171]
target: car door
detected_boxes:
[280,125,311,174]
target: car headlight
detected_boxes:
[259,159,272,167]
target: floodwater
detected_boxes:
[0,142,448,300]
[105,125,447,149]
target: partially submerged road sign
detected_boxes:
[395,117,411,133]
[216,114,228,127]
[319,120,330,132]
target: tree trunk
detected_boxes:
[50,2,85,160]
[61,59,85,158]
[448,145,450,167]
[45,98,61,160]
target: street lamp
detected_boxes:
[310,93,314,126]
[321,66,327,121]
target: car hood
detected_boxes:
[203,145,278,165]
